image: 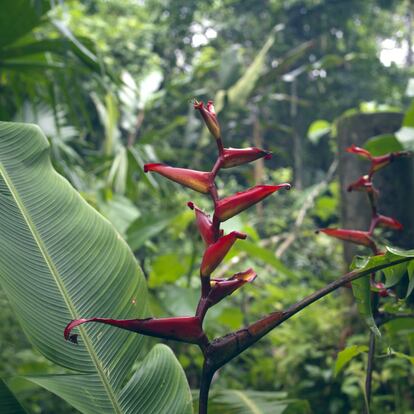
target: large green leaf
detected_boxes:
[0,0,50,48]
[0,379,27,414]
[0,122,192,413]
[193,389,310,414]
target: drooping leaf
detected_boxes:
[0,122,192,414]
[192,389,310,414]
[0,379,27,414]
[351,276,381,337]
[334,345,369,376]
[383,262,407,288]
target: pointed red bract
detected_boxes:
[222,147,272,168]
[317,228,376,250]
[64,316,204,344]
[144,163,211,194]
[346,144,372,159]
[194,100,221,139]
[200,231,247,277]
[215,184,291,222]
[375,214,403,231]
[188,202,216,245]
[208,268,257,306]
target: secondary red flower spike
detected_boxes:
[188,202,216,245]
[144,163,212,194]
[215,184,291,222]
[200,231,247,277]
[194,100,221,140]
[208,268,257,306]
[64,316,206,345]
[317,228,377,251]
[222,147,272,168]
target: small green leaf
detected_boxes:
[307,120,331,143]
[364,134,403,156]
[334,345,369,376]
[383,262,407,288]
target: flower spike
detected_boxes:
[144,163,211,194]
[222,147,272,168]
[208,268,257,306]
[188,202,216,245]
[194,100,221,140]
[65,316,205,345]
[215,184,291,222]
[200,231,247,277]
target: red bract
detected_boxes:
[64,316,205,345]
[188,202,216,245]
[194,100,221,140]
[346,144,372,159]
[200,231,247,277]
[317,228,376,250]
[222,147,272,168]
[375,214,403,231]
[215,184,291,222]
[208,268,257,306]
[347,175,374,193]
[144,163,211,194]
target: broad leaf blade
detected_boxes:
[193,389,310,414]
[0,379,27,414]
[0,122,192,413]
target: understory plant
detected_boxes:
[65,101,414,414]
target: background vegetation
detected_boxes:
[1,0,413,413]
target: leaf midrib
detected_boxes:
[0,161,123,414]
[232,390,262,414]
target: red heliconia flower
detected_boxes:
[187,202,216,245]
[194,100,221,139]
[208,268,257,306]
[222,147,272,168]
[317,228,377,250]
[64,316,205,345]
[347,175,374,193]
[214,184,291,222]
[200,231,247,277]
[375,214,403,231]
[144,163,211,194]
